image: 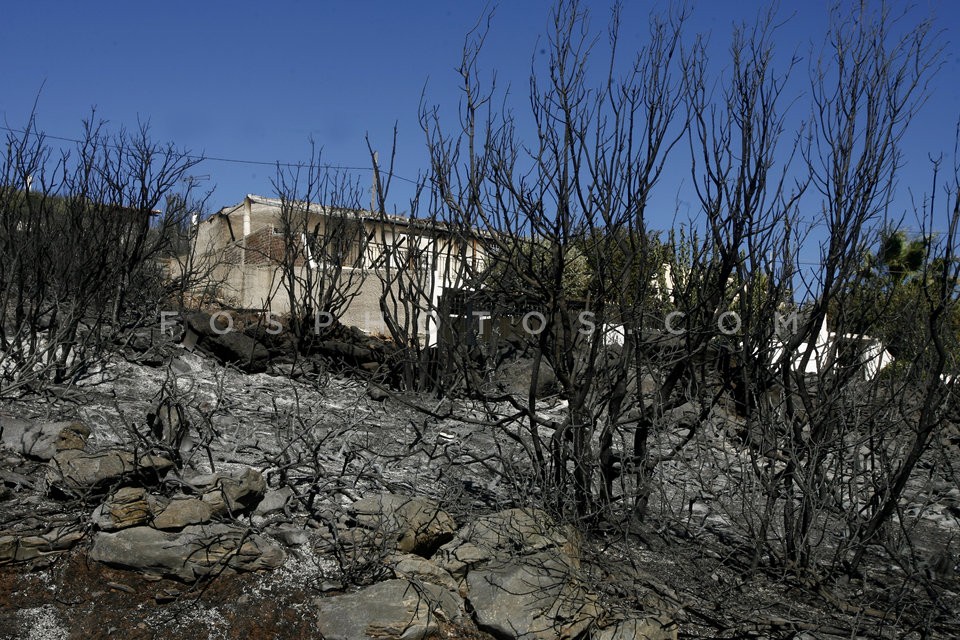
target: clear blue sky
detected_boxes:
[2,0,959,243]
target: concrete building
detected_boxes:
[771,313,895,380]
[190,194,485,340]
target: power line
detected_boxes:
[1,124,953,234]
[0,124,422,186]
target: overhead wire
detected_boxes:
[0,124,422,185]
[1,125,954,238]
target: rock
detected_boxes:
[126,327,179,365]
[430,508,617,640]
[94,486,223,533]
[324,526,387,557]
[0,417,91,461]
[467,549,598,640]
[198,467,266,516]
[592,617,678,640]
[93,487,151,531]
[154,588,181,604]
[56,423,92,451]
[496,357,558,397]
[315,340,377,366]
[314,579,463,640]
[184,312,270,373]
[152,496,213,530]
[89,524,285,582]
[170,354,202,375]
[184,311,230,338]
[0,468,37,492]
[254,486,295,516]
[385,553,460,594]
[47,449,173,497]
[366,385,389,402]
[202,331,270,373]
[0,526,84,565]
[434,508,576,579]
[267,527,310,547]
[268,360,313,379]
[348,494,456,557]
[146,400,190,456]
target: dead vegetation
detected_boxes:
[2,0,960,638]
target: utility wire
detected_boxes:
[1,125,953,235]
[0,124,422,185]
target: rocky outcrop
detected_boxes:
[591,617,679,640]
[348,493,456,557]
[189,467,266,516]
[431,508,599,639]
[0,351,680,640]
[89,468,266,532]
[89,524,285,582]
[253,486,295,516]
[0,418,90,461]
[151,496,214,530]
[46,449,173,497]
[75,463,283,581]
[307,321,397,368]
[92,487,152,531]
[467,549,598,640]
[183,312,270,373]
[313,578,464,640]
[320,504,609,639]
[494,357,558,397]
[385,553,460,594]
[0,526,84,565]
[434,507,577,579]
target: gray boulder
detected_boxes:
[0,526,84,565]
[203,331,270,373]
[434,507,576,579]
[385,553,460,593]
[591,617,678,640]
[183,312,270,373]
[193,467,266,515]
[348,493,456,557]
[152,496,214,530]
[89,523,284,581]
[253,486,295,516]
[496,357,558,397]
[467,549,598,640]
[47,449,173,497]
[314,578,463,640]
[92,487,152,531]
[0,417,90,461]
[183,311,231,338]
[430,507,597,639]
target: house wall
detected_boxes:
[770,316,895,380]
[190,195,483,339]
[244,226,289,265]
[193,215,232,259]
[214,263,437,339]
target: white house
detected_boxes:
[189,194,485,339]
[771,314,894,380]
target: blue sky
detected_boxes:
[2,0,959,245]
